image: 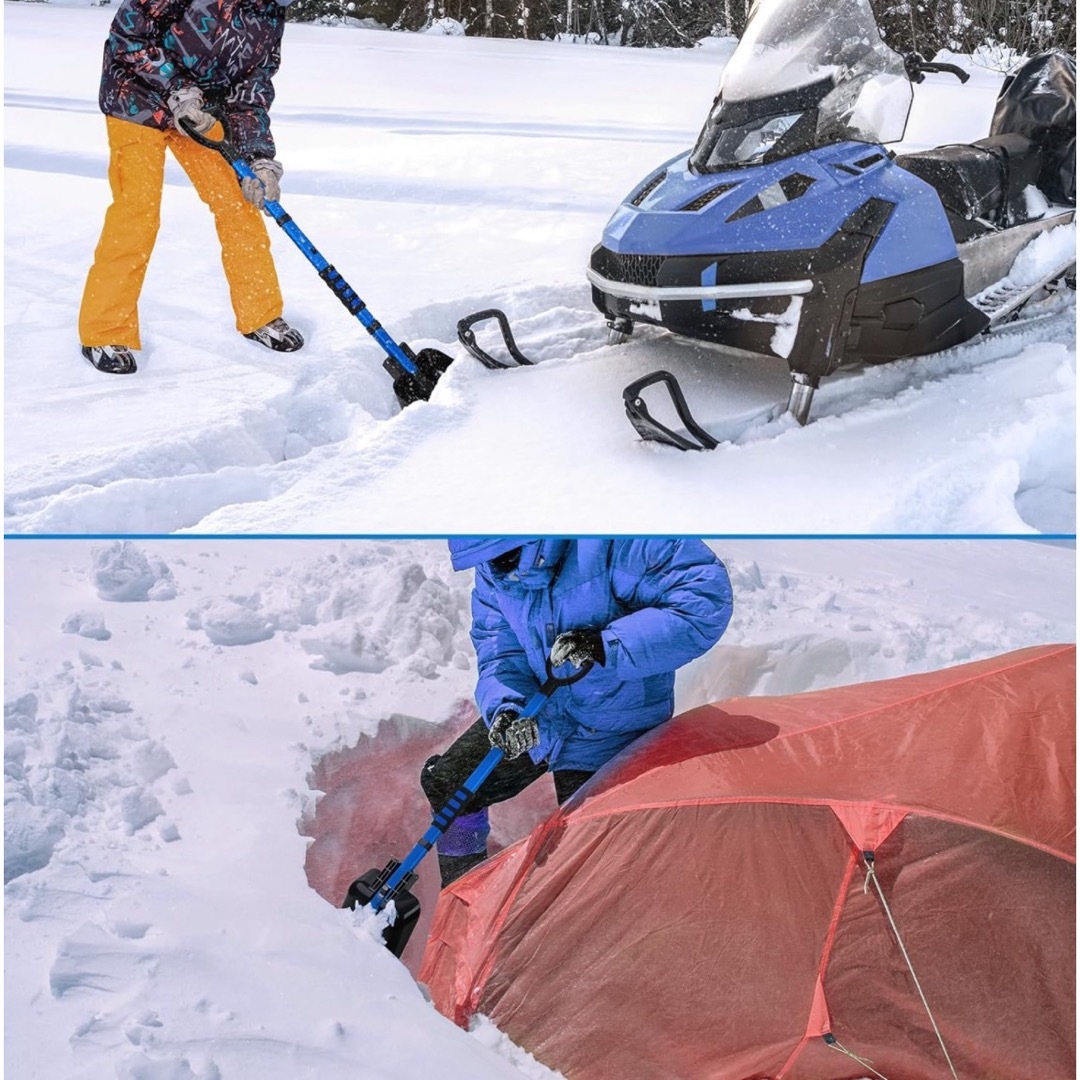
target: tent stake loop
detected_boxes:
[822,1033,892,1080]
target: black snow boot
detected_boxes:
[438,851,487,888]
[243,317,305,353]
[81,344,137,375]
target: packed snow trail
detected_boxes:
[5,273,1075,534]
[5,7,1074,535]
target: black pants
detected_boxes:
[421,718,593,812]
[421,718,593,885]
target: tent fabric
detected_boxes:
[419,644,1076,1080]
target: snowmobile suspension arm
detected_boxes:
[179,119,452,406]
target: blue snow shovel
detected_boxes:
[343,656,595,958]
[180,118,454,408]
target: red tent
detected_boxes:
[419,645,1076,1080]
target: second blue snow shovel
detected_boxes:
[180,117,453,408]
[344,656,594,957]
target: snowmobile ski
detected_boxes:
[180,118,454,409]
[623,371,719,451]
[456,309,536,370]
[620,263,1074,453]
[344,657,594,958]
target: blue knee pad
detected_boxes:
[438,808,490,857]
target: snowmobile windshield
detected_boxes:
[690,0,912,172]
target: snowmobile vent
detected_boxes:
[591,248,664,288]
[630,172,667,207]
[727,174,815,221]
[680,182,739,212]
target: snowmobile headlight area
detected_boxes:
[707,113,804,168]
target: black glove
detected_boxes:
[550,629,606,669]
[488,709,539,759]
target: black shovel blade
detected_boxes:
[343,865,423,959]
[387,347,455,408]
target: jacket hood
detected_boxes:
[501,539,570,590]
[448,538,528,571]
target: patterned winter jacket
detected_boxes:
[98,0,286,161]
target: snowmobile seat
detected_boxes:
[989,51,1076,206]
[895,134,1041,242]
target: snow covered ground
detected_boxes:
[5,7,1075,535]
[5,537,1075,1079]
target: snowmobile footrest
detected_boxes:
[973,256,1077,327]
[457,309,536,370]
[343,861,422,958]
[623,370,719,451]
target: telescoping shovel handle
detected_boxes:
[178,117,452,407]
[346,655,594,956]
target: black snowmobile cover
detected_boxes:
[990,52,1076,205]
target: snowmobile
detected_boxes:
[584,0,1076,440]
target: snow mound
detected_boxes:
[4,681,177,883]
[186,596,276,646]
[92,543,177,603]
[61,611,112,641]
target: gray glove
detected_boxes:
[240,159,283,209]
[488,709,539,760]
[550,629,606,669]
[167,86,215,135]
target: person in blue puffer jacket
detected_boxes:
[422,538,733,886]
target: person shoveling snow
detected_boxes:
[423,538,734,887]
[78,0,305,375]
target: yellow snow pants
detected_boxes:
[79,115,283,349]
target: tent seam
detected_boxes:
[566,797,1074,861]
[458,815,566,1019]
[776,847,860,1078]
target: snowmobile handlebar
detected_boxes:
[903,53,970,84]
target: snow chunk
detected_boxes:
[120,789,165,834]
[469,1016,566,1079]
[93,543,176,603]
[186,597,275,647]
[5,796,66,883]
[61,611,112,641]
[301,625,392,674]
[5,693,39,733]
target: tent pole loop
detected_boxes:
[822,1033,891,1080]
[862,851,960,1080]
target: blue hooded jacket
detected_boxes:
[448,538,733,772]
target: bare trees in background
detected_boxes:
[285,0,1075,60]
